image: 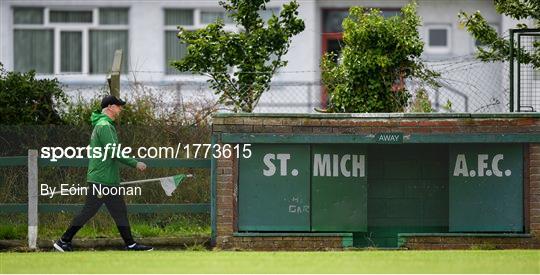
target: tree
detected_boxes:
[320,1,439,113]
[172,0,305,113]
[459,0,540,68]
[0,63,66,124]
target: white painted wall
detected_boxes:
[2,0,501,79]
[419,0,501,57]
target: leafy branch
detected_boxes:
[172,0,305,113]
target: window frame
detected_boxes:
[425,24,452,54]
[12,6,130,75]
[163,8,196,75]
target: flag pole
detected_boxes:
[120,178,162,185]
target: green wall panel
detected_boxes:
[311,144,368,232]
[358,144,449,247]
[238,144,310,231]
[449,144,523,232]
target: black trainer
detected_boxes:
[126,243,153,251]
[53,239,73,252]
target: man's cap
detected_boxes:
[101,95,126,109]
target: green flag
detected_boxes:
[159,174,187,196]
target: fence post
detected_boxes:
[27,149,38,249]
[509,29,514,112]
[107,49,123,98]
[307,83,313,112]
[210,134,217,247]
[176,83,184,114]
[517,33,521,112]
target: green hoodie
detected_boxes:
[87,110,138,185]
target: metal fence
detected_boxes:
[58,54,517,114]
[420,58,508,113]
[510,28,540,112]
[172,81,323,113]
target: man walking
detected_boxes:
[54,95,153,251]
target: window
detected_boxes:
[200,11,233,24]
[50,11,93,23]
[164,31,188,74]
[13,7,43,24]
[99,8,129,25]
[322,8,400,33]
[429,29,447,46]
[12,6,129,74]
[425,25,451,54]
[60,31,82,72]
[323,10,349,33]
[163,8,243,74]
[164,9,193,26]
[321,8,401,67]
[90,30,128,74]
[14,29,54,73]
[164,9,194,74]
[13,8,52,73]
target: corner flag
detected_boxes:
[119,174,191,196]
[159,174,187,196]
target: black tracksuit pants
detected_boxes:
[61,183,135,245]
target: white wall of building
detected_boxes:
[1,0,503,80]
[1,0,536,112]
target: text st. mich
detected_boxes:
[262,153,366,178]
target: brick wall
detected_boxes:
[215,158,235,247]
[212,114,540,250]
[400,236,540,249]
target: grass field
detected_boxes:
[1,250,539,273]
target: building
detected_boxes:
[0,0,535,112]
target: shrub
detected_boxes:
[61,90,161,127]
[61,85,218,127]
[321,2,439,113]
[0,63,66,124]
[409,89,433,113]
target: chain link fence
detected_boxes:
[419,57,508,113]
[513,29,540,112]
[60,55,516,114]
